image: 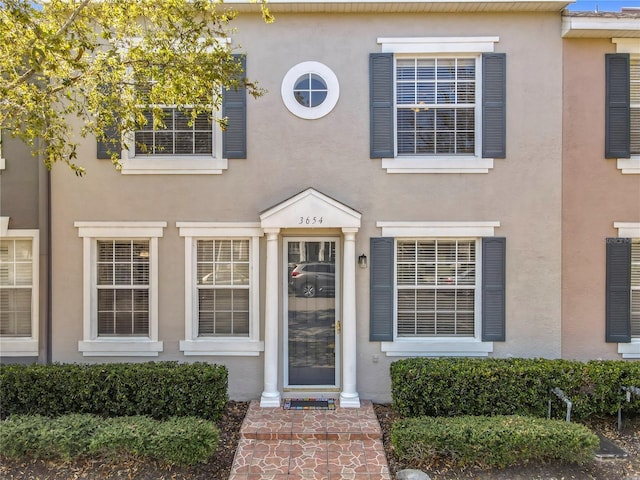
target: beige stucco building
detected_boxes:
[1,0,637,405]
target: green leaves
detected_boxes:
[1,0,269,174]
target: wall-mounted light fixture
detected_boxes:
[358,253,367,269]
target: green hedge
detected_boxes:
[391,415,599,468]
[0,362,228,421]
[391,358,640,420]
[0,414,219,466]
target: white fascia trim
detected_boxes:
[381,339,493,357]
[0,340,39,357]
[619,340,640,359]
[378,36,499,54]
[614,222,640,238]
[382,156,493,174]
[377,221,500,238]
[180,339,265,356]
[177,222,263,238]
[617,157,640,175]
[119,156,228,175]
[613,38,640,55]
[75,221,167,238]
[78,339,164,357]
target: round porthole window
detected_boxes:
[281,61,339,119]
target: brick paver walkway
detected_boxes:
[229,399,391,479]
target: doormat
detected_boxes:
[283,398,336,410]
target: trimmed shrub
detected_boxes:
[390,358,640,420]
[0,362,228,421]
[391,415,599,468]
[1,414,219,466]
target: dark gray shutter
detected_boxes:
[96,124,121,160]
[605,53,630,159]
[222,54,247,159]
[482,53,506,159]
[606,238,631,343]
[370,237,394,341]
[482,237,506,341]
[370,53,394,159]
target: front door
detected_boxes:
[285,238,339,388]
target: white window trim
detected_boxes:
[377,221,499,357]
[0,131,5,171]
[0,218,39,357]
[614,222,640,358]
[177,222,264,356]
[75,221,166,356]
[281,61,340,120]
[613,39,640,174]
[378,37,499,174]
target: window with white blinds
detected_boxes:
[196,239,249,337]
[631,57,640,155]
[135,108,213,156]
[96,240,150,336]
[396,57,476,156]
[396,239,476,337]
[631,239,640,337]
[0,239,32,337]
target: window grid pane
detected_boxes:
[196,239,250,337]
[135,108,213,155]
[396,57,476,155]
[397,239,476,337]
[0,240,33,338]
[96,240,150,337]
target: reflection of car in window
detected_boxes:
[289,262,335,298]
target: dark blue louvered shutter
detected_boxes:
[222,54,247,159]
[605,54,630,159]
[482,237,506,341]
[370,237,394,341]
[482,53,506,159]
[370,53,394,159]
[97,124,121,160]
[606,238,631,342]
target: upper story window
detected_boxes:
[281,61,340,120]
[606,40,640,174]
[135,109,213,156]
[371,37,504,174]
[396,57,476,156]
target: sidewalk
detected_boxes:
[229,399,391,479]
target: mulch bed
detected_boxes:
[1,401,639,479]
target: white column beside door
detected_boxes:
[260,229,281,407]
[340,228,360,408]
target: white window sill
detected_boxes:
[618,341,640,358]
[180,339,264,356]
[0,339,39,357]
[617,156,640,174]
[381,339,493,357]
[120,156,228,175]
[78,339,163,357]
[381,156,494,174]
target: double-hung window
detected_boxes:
[608,223,640,357]
[76,222,165,356]
[370,222,504,357]
[178,222,263,356]
[98,55,247,175]
[606,40,640,173]
[370,37,505,173]
[0,219,39,357]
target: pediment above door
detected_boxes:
[260,188,361,229]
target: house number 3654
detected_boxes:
[298,216,323,225]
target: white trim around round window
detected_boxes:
[281,61,339,120]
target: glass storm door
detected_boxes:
[285,239,339,388]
